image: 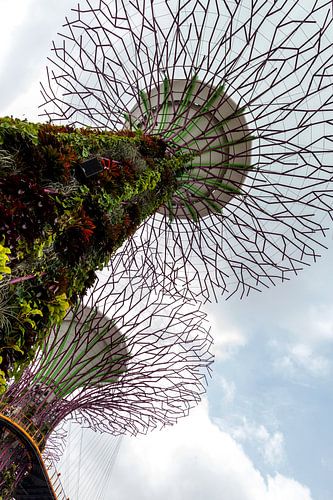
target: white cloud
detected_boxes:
[0,0,31,49]
[0,0,76,120]
[225,418,285,468]
[101,400,312,500]
[266,474,313,500]
[264,432,285,468]
[293,304,333,343]
[273,343,330,379]
[212,250,333,350]
[217,375,236,404]
[207,309,247,361]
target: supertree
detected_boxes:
[39,0,333,301]
[1,0,333,496]
[2,0,333,377]
[0,263,212,497]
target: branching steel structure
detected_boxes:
[0,262,212,495]
[41,0,333,300]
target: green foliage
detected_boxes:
[0,243,11,281]
[0,117,190,383]
[0,462,18,498]
[46,293,70,324]
[19,299,43,331]
[0,357,6,395]
[0,116,39,145]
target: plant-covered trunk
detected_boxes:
[0,117,190,385]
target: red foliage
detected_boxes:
[74,209,96,242]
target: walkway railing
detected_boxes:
[0,411,69,499]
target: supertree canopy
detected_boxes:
[40,0,333,301]
[0,265,212,496]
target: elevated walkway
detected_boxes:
[0,413,68,499]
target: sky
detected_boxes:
[0,1,333,499]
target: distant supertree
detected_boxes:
[40,0,333,301]
[0,263,212,497]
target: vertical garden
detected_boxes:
[0,117,191,385]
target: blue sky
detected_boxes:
[1,1,333,499]
[207,248,333,500]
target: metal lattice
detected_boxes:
[40,0,333,300]
[0,263,212,494]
